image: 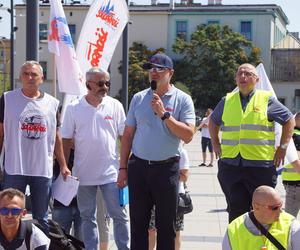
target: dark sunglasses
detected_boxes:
[148,67,167,73]
[88,80,110,87]
[266,204,282,211]
[258,202,282,211]
[0,207,24,216]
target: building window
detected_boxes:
[241,21,252,40]
[68,24,76,44]
[40,61,47,80]
[39,23,48,42]
[208,20,219,25]
[176,21,187,41]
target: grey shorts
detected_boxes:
[148,206,184,231]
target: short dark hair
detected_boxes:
[0,188,25,206]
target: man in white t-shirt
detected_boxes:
[62,68,129,250]
[0,61,70,233]
[199,108,214,167]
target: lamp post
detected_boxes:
[10,0,14,90]
[122,0,129,113]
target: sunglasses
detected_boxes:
[148,67,167,73]
[236,71,257,78]
[259,203,282,211]
[88,80,110,87]
[0,207,24,216]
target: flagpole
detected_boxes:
[121,0,129,113]
[53,54,57,98]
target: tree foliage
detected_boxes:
[172,24,261,109]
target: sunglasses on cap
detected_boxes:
[148,67,167,73]
[87,80,110,87]
[0,207,24,216]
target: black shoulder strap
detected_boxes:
[25,221,33,250]
[248,211,286,250]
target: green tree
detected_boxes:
[172,24,261,109]
[0,73,10,95]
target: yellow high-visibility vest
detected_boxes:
[228,212,294,250]
[221,90,275,160]
[282,129,300,181]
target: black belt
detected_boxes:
[283,181,300,187]
[132,154,180,165]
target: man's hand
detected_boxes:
[117,169,128,188]
[60,165,71,180]
[212,141,222,159]
[273,147,286,167]
[151,93,165,117]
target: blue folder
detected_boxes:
[119,186,129,206]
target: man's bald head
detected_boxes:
[252,186,283,224]
[252,185,280,205]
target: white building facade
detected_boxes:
[14,2,299,110]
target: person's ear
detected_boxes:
[21,209,27,218]
[86,83,91,90]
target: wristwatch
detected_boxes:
[161,111,171,121]
[279,143,288,149]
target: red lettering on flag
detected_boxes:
[48,19,60,41]
[87,28,108,67]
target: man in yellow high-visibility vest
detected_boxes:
[209,63,295,222]
[222,186,300,250]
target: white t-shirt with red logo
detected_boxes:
[61,96,126,185]
[179,148,190,194]
[4,89,59,178]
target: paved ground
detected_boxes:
[106,130,288,249]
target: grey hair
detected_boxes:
[237,63,258,77]
[86,67,110,82]
[21,60,43,75]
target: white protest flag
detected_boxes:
[255,63,298,168]
[76,0,129,72]
[48,0,86,95]
[61,0,129,120]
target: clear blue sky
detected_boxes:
[0,0,299,38]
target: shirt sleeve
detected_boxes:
[61,104,75,139]
[222,230,232,250]
[290,220,300,250]
[210,97,225,126]
[0,94,4,123]
[116,101,126,136]
[267,96,293,125]
[179,94,195,125]
[125,95,137,127]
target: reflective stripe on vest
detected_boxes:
[282,163,300,181]
[228,212,293,250]
[221,90,275,160]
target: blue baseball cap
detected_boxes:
[143,53,173,70]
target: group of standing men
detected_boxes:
[2,54,297,250]
[0,53,195,250]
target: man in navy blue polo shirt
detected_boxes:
[118,53,195,250]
